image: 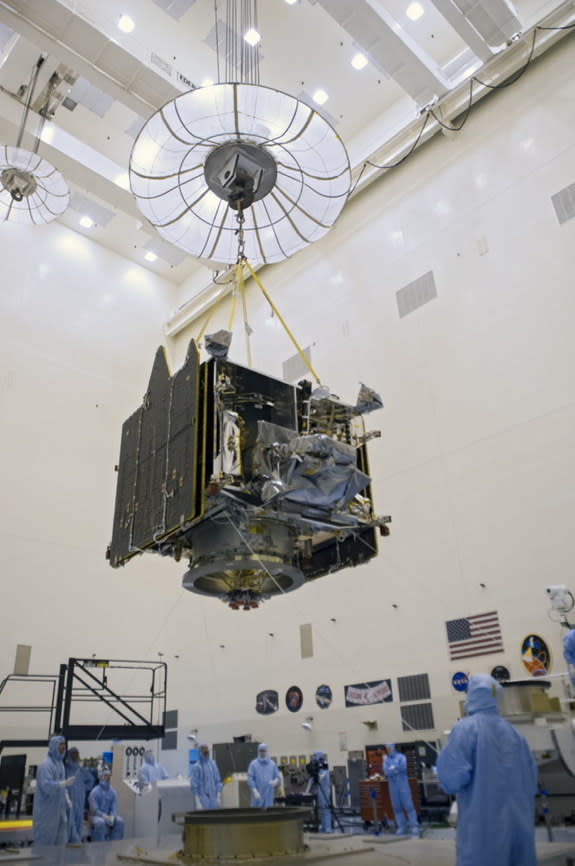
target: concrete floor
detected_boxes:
[0,830,574,866]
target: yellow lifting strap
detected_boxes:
[196,303,215,343]
[236,261,253,368]
[227,280,238,331]
[242,258,321,385]
[196,277,229,343]
[195,259,322,386]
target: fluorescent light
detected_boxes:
[244,28,261,46]
[79,216,94,228]
[118,14,135,33]
[114,172,130,190]
[312,88,329,106]
[351,52,368,70]
[144,251,158,262]
[40,122,55,144]
[406,2,424,21]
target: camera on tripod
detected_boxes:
[306,756,328,784]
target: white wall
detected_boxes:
[1,37,574,776]
[165,37,575,768]
[0,222,182,761]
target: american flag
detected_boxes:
[445,611,504,660]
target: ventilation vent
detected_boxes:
[396,271,437,318]
[150,51,173,77]
[162,708,178,750]
[68,77,114,118]
[451,0,520,45]
[204,20,264,69]
[401,702,435,731]
[283,346,312,383]
[442,47,481,84]
[296,91,339,128]
[69,193,115,227]
[144,237,187,267]
[398,673,431,702]
[126,116,147,139]
[551,181,575,225]
[162,729,177,749]
[164,709,178,728]
[152,0,197,20]
[300,624,313,659]
[205,20,239,67]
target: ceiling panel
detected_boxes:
[0,0,570,291]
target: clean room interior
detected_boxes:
[0,0,574,863]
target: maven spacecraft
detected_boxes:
[107,336,389,609]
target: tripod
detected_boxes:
[309,772,344,833]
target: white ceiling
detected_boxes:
[0,0,571,293]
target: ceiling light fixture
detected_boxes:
[79,215,94,228]
[351,52,368,70]
[129,0,350,266]
[312,88,329,105]
[406,2,425,21]
[144,251,158,262]
[0,55,69,224]
[118,14,135,33]
[243,27,261,46]
[284,0,298,5]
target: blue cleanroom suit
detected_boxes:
[65,748,94,843]
[190,744,222,809]
[33,735,75,846]
[436,673,538,866]
[563,629,575,664]
[88,774,125,841]
[383,744,419,836]
[311,751,332,833]
[247,745,280,808]
[137,750,169,787]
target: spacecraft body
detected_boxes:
[108,341,388,609]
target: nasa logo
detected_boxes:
[452,671,469,692]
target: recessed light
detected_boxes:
[312,88,328,106]
[79,216,94,228]
[244,28,261,46]
[144,251,158,262]
[406,2,424,20]
[114,173,130,191]
[351,52,368,70]
[118,14,135,33]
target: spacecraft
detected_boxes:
[107,335,389,609]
